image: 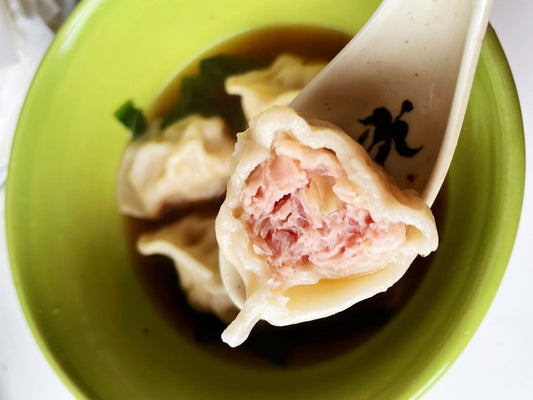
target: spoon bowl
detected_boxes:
[291,0,493,204]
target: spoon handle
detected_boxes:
[291,0,493,205]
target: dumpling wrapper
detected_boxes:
[225,54,326,121]
[216,106,438,347]
[117,115,235,219]
[137,213,237,322]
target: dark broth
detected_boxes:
[125,25,446,367]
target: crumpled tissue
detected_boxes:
[0,0,77,184]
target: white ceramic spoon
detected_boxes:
[291,0,493,205]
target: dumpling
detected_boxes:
[117,115,235,219]
[215,106,438,347]
[137,213,237,322]
[225,54,326,121]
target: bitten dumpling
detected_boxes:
[215,106,438,347]
[117,115,235,219]
[137,213,237,322]
[225,54,326,121]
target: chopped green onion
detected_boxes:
[114,100,147,139]
[162,55,260,130]
[200,55,255,82]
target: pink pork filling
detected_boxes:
[241,143,406,278]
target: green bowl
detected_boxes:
[6,0,525,399]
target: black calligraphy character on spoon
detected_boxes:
[357,100,422,164]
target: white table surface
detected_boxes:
[1,1,532,399]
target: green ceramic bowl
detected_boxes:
[6,0,524,399]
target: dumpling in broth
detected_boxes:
[117,115,234,219]
[137,213,237,322]
[215,106,438,347]
[225,54,326,121]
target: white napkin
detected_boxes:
[0,0,77,185]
